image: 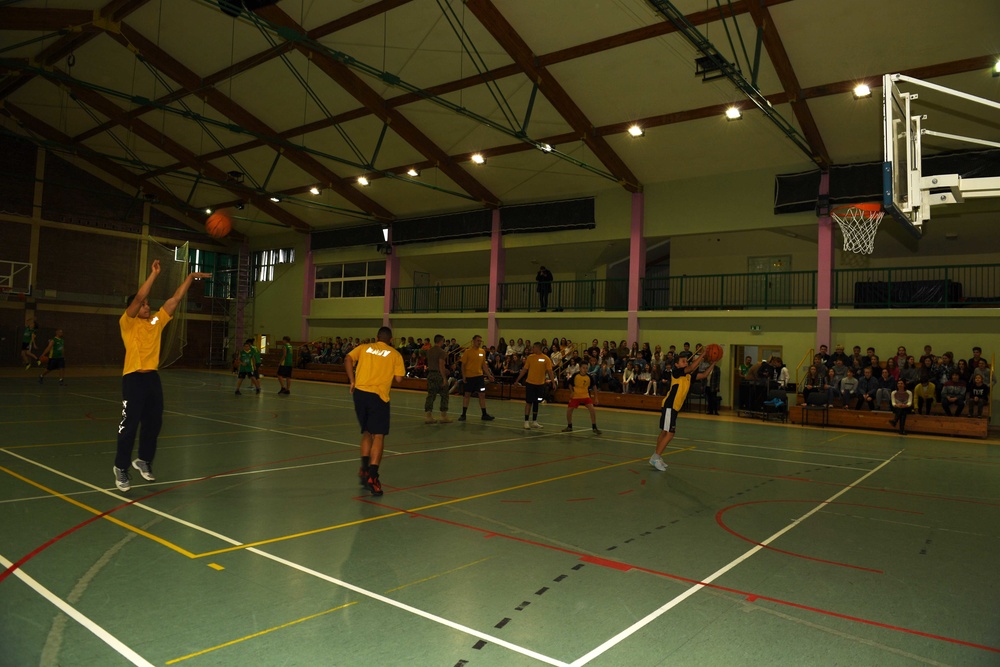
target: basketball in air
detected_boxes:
[703,343,724,363]
[206,210,232,238]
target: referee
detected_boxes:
[345,326,405,496]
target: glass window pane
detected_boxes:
[316,265,342,279]
[314,282,329,299]
[343,280,366,297]
[344,262,367,278]
[367,260,386,276]
[328,282,342,298]
[366,279,385,297]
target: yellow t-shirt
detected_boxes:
[662,367,692,411]
[347,342,405,402]
[120,308,171,375]
[461,347,487,378]
[569,372,593,399]
[524,353,553,384]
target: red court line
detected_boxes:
[715,499,924,573]
[357,497,999,655]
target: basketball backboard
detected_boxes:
[883,73,1000,237]
[0,260,32,295]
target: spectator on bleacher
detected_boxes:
[941,372,966,417]
[934,354,955,402]
[817,344,830,368]
[739,355,753,378]
[489,348,505,378]
[889,380,913,435]
[562,356,581,386]
[297,344,311,369]
[966,346,985,371]
[837,368,859,408]
[678,342,692,360]
[497,337,507,356]
[875,368,895,410]
[918,356,936,384]
[862,347,877,370]
[828,344,850,369]
[919,345,935,364]
[894,346,908,370]
[913,378,936,415]
[899,356,919,390]
[967,374,990,418]
[597,359,621,392]
[885,357,900,382]
[972,358,995,386]
[856,366,879,410]
[849,346,865,370]
[772,357,790,390]
[587,339,602,359]
[412,354,428,379]
[504,353,523,379]
[645,362,662,396]
[956,358,972,385]
[622,361,638,394]
[801,365,826,405]
[640,342,653,364]
[705,364,721,414]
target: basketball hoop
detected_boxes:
[831,203,885,255]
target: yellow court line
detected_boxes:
[165,601,358,664]
[195,451,693,559]
[167,557,492,664]
[0,466,197,559]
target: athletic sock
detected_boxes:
[481,408,488,417]
[462,408,468,417]
[368,464,379,478]
[361,456,370,471]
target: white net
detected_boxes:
[832,205,885,255]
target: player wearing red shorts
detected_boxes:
[561,358,601,435]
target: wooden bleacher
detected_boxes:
[788,404,989,439]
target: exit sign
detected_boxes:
[750,325,761,333]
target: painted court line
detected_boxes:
[568,450,904,667]
[0,553,154,667]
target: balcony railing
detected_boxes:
[388,264,999,313]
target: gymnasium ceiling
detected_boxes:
[1,0,999,261]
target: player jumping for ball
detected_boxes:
[650,348,716,471]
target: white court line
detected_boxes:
[568,449,904,667]
[0,553,155,667]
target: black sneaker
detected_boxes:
[457,414,466,421]
[255,387,260,394]
[367,475,383,497]
[561,425,573,432]
[358,467,368,487]
[235,390,241,395]
[481,413,495,421]
[132,459,155,481]
[113,466,131,492]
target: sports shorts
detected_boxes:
[277,365,292,378]
[525,382,545,404]
[659,406,679,432]
[464,375,486,394]
[568,397,593,409]
[353,388,390,435]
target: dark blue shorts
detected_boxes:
[353,389,390,435]
[464,375,486,394]
[47,358,65,371]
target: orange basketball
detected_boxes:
[206,210,232,238]
[703,343,724,363]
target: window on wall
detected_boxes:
[315,260,386,299]
[253,248,295,282]
[189,249,238,298]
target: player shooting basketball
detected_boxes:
[649,346,717,472]
[113,260,211,492]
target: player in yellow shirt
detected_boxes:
[650,350,716,471]
[114,260,211,492]
[514,342,556,429]
[458,334,495,421]
[345,326,406,496]
[561,358,601,434]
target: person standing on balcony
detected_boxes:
[536,265,553,312]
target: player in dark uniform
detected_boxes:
[650,350,716,471]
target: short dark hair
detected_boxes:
[973,346,982,353]
[434,334,444,343]
[245,338,254,344]
[377,326,392,342]
[283,335,291,342]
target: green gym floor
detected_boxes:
[1,368,998,667]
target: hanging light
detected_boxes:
[627,125,644,137]
[853,83,872,99]
[309,185,321,195]
[725,107,742,121]
[471,153,486,165]
[406,167,419,177]
[357,176,370,186]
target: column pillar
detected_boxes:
[301,233,314,341]
[816,172,833,350]
[627,192,645,345]
[487,209,504,346]
[383,226,399,329]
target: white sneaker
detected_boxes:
[132,459,155,481]
[524,422,531,429]
[649,455,667,472]
[531,421,543,429]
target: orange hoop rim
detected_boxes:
[831,202,883,215]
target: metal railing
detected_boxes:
[389,264,999,313]
[834,264,1000,308]
[643,271,817,310]
[392,283,489,313]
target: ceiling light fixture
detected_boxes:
[539,143,553,152]
[205,208,212,214]
[725,107,742,121]
[269,195,281,203]
[993,60,1000,77]
[357,176,370,186]
[471,153,486,164]
[309,185,321,195]
[406,167,419,177]
[627,125,644,138]
[853,83,872,99]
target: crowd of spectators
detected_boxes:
[793,344,992,417]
